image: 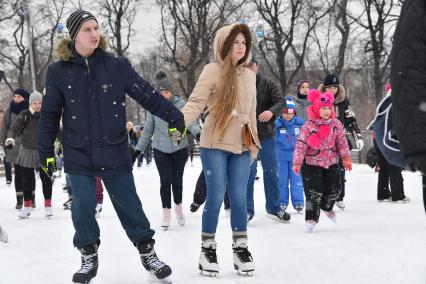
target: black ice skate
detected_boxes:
[63,197,72,210]
[267,208,291,222]
[199,239,219,277]
[232,238,255,276]
[138,239,172,282]
[72,241,99,284]
[190,202,200,213]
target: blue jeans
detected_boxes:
[200,148,251,234]
[247,136,281,217]
[277,160,304,208]
[68,172,154,248]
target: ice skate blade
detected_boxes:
[161,226,169,231]
[199,264,218,277]
[158,275,172,283]
[266,213,290,223]
[234,265,254,277]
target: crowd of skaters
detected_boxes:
[0,3,422,283]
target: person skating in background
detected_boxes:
[275,97,305,213]
[6,91,54,219]
[319,74,363,210]
[38,10,186,283]
[291,80,311,121]
[133,70,201,230]
[127,121,138,146]
[0,109,13,186]
[136,126,152,168]
[180,22,259,276]
[293,89,352,232]
[245,57,290,223]
[0,88,30,210]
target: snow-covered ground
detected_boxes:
[0,158,425,284]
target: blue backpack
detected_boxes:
[367,95,406,169]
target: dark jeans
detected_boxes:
[302,164,341,223]
[153,148,188,208]
[192,170,230,209]
[4,160,12,182]
[247,136,281,217]
[22,166,52,202]
[375,142,405,201]
[14,164,24,195]
[68,172,154,248]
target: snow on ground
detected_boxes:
[0,158,425,284]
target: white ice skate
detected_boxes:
[199,239,219,277]
[324,210,337,223]
[95,203,102,218]
[45,207,53,218]
[336,201,346,210]
[161,208,171,231]
[232,238,255,276]
[0,225,8,243]
[305,220,317,233]
[174,204,185,226]
[18,207,31,219]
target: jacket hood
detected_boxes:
[318,83,346,104]
[213,23,252,66]
[54,35,108,61]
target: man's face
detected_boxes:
[31,100,42,112]
[325,86,338,96]
[13,94,24,103]
[74,19,100,52]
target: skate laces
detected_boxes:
[202,245,218,263]
[141,250,166,271]
[78,253,97,273]
[233,246,252,263]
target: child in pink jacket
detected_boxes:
[293,89,352,232]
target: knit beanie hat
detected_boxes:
[323,74,339,87]
[155,70,173,92]
[283,97,296,114]
[14,88,30,101]
[66,10,98,42]
[29,91,43,104]
[306,89,335,120]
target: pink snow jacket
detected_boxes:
[293,118,351,169]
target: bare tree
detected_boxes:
[157,0,245,98]
[350,0,402,104]
[253,0,336,95]
[98,0,141,56]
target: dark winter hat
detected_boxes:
[66,10,98,42]
[323,74,339,87]
[155,70,173,92]
[29,91,43,104]
[14,88,30,100]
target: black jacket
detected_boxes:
[9,109,38,150]
[255,74,285,139]
[391,0,426,158]
[38,41,184,177]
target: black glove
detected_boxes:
[406,155,426,174]
[132,149,141,164]
[40,156,57,177]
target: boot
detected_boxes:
[137,239,172,280]
[174,204,185,226]
[72,241,99,283]
[325,210,337,223]
[232,238,255,275]
[199,239,219,276]
[15,194,23,210]
[305,220,317,233]
[190,202,200,213]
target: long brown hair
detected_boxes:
[211,24,252,139]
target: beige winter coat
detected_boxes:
[181,23,260,157]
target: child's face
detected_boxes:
[282,112,295,121]
[299,82,310,95]
[325,86,338,96]
[319,107,331,119]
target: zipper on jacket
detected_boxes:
[85,58,90,74]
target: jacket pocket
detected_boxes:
[105,130,128,146]
[62,131,88,152]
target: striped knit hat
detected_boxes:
[66,10,98,42]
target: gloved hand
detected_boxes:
[356,138,364,150]
[5,138,15,150]
[293,163,301,175]
[405,155,426,174]
[40,156,57,177]
[342,157,352,171]
[195,132,201,143]
[168,126,187,145]
[132,149,141,164]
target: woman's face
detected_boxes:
[325,86,338,96]
[299,82,310,95]
[231,32,246,64]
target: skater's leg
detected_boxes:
[154,149,173,209]
[171,148,188,205]
[336,159,346,202]
[376,145,391,200]
[193,171,207,205]
[102,172,155,244]
[67,174,99,248]
[320,165,341,212]
[289,160,304,207]
[13,164,24,208]
[277,159,290,207]
[302,165,323,223]
[388,164,405,201]
[38,167,53,209]
[95,177,104,204]
[4,160,12,184]
[246,158,257,218]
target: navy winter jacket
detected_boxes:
[38,43,184,177]
[275,116,304,161]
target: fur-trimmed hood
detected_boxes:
[54,35,108,61]
[318,83,346,104]
[213,23,252,66]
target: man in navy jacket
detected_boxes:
[38,10,183,283]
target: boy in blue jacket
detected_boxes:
[275,97,305,212]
